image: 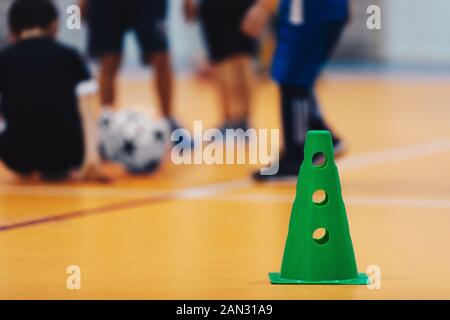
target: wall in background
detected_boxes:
[1,0,450,69]
[334,0,384,62]
[0,0,13,49]
[383,0,450,65]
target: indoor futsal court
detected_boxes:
[1,0,450,301]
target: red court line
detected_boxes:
[0,178,250,233]
[0,193,174,233]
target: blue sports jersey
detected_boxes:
[271,0,348,87]
[278,0,349,24]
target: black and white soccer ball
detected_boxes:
[99,107,170,174]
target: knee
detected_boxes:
[100,55,121,76]
[149,52,170,68]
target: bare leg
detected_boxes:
[149,52,194,147]
[214,60,235,122]
[233,55,254,121]
[149,52,173,118]
[98,54,122,108]
[214,55,254,123]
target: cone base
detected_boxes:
[269,272,369,285]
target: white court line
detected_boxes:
[7,182,435,210]
[0,185,167,198]
[1,138,450,198]
[346,195,450,209]
[0,179,252,200]
[169,178,251,200]
[0,178,254,231]
[198,193,450,210]
[338,138,450,171]
[325,71,450,85]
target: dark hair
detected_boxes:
[8,0,58,35]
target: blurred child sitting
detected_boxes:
[0,0,105,181]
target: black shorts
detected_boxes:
[199,0,257,63]
[0,129,83,175]
[87,0,168,61]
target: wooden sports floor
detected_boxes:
[1,73,450,299]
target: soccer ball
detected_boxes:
[99,107,170,174]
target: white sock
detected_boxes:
[0,118,6,133]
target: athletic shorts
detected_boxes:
[87,0,168,61]
[199,0,257,63]
[272,20,346,89]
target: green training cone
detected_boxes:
[269,130,368,285]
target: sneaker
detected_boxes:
[211,119,251,145]
[252,153,303,182]
[219,119,249,135]
[168,118,195,149]
[332,136,346,158]
[309,119,346,158]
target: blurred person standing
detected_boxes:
[242,0,349,181]
[79,0,192,146]
[184,0,258,132]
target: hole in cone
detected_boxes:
[312,152,327,167]
[312,190,328,206]
[312,228,329,245]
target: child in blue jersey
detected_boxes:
[243,0,349,181]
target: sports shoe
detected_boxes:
[252,152,303,182]
[309,118,346,158]
[168,118,195,149]
[219,119,249,135]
